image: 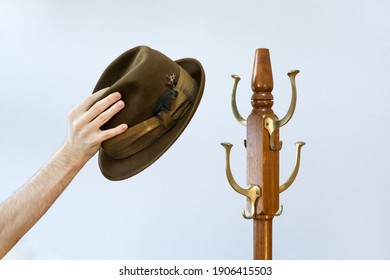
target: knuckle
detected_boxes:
[86,94,96,103]
[67,109,76,121]
[73,120,83,132]
[82,94,98,109]
[91,99,105,111]
[89,104,102,117]
[90,96,113,115]
[95,111,109,124]
[88,137,100,148]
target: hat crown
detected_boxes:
[95,46,181,129]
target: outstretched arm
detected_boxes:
[0,88,127,258]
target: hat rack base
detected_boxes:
[221,48,305,260]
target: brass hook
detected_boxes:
[264,70,300,151]
[279,141,305,193]
[221,142,261,219]
[231,74,247,126]
[275,205,284,216]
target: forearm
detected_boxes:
[0,145,84,259]
[0,89,127,259]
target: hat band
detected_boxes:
[101,66,197,159]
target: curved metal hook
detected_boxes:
[265,116,283,151]
[279,141,305,193]
[280,70,299,127]
[275,205,284,216]
[264,70,300,151]
[231,74,247,126]
[221,142,261,219]
[241,188,259,219]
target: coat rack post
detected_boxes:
[248,48,279,259]
[221,47,305,260]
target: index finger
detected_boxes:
[82,92,122,125]
[73,87,110,114]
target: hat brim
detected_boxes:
[98,58,205,181]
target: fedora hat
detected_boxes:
[93,46,205,180]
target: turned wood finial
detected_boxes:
[251,48,274,109]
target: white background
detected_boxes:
[0,0,389,259]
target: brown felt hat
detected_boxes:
[93,46,205,180]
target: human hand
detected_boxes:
[62,88,128,167]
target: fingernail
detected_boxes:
[112,92,121,98]
[116,100,125,108]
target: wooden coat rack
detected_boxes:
[221,48,305,260]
